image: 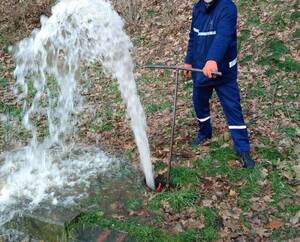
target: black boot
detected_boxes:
[190,133,212,146]
[238,152,255,168]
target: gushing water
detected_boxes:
[0,0,154,226]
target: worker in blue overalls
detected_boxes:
[184,0,255,168]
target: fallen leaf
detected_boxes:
[290,216,299,225]
[255,227,271,238]
[294,144,300,155]
[202,199,213,208]
[265,219,284,229]
[229,190,237,198]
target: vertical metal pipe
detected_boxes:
[167,69,179,189]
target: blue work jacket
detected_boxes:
[185,0,238,86]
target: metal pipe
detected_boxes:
[144,64,222,76]
[167,69,179,189]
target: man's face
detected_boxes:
[204,0,215,9]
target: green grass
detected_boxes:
[154,160,168,171]
[271,225,299,241]
[268,171,292,204]
[0,34,11,46]
[238,29,250,52]
[183,81,193,93]
[257,38,300,73]
[237,167,262,210]
[267,39,289,59]
[239,55,253,65]
[150,190,198,212]
[196,146,237,177]
[290,11,300,21]
[170,166,199,187]
[68,212,172,242]
[292,28,300,39]
[258,147,284,162]
[196,207,218,228]
[146,101,172,114]
[246,11,261,26]
[249,80,265,97]
[0,78,7,88]
[195,145,262,210]
[125,199,143,210]
[0,101,22,119]
[146,9,159,18]
[177,227,218,242]
[278,127,298,138]
[68,210,220,242]
[278,57,300,72]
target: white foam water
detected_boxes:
[0,0,154,226]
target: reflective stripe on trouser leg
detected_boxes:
[229,125,250,153]
[198,116,211,122]
[193,85,213,136]
[215,80,250,153]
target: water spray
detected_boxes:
[0,0,156,226]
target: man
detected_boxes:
[184,0,255,168]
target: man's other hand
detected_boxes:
[203,60,218,79]
[183,63,192,78]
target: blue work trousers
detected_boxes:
[192,79,250,153]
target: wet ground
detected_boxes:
[0,162,147,242]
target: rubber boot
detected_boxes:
[191,122,212,146]
[238,152,256,168]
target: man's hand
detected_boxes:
[183,63,192,78]
[203,60,218,79]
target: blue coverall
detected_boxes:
[185,0,250,153]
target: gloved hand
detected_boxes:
[183,63,192,78]
[203,60,218,79]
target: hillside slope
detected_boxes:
[0,0,299,241]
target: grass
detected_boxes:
[237,167,262,210]
[154,160,168,171]
[150,190,198,212]
[67,211,175,242]
[125,199,143,210]
[238,29,250,52]
[278,127,298,138]
[268,171,292,204]
[196,145,237,177]
[146,101,172,114]
[257,37,300,72]
[1,0,299,240]
[0,78,8,88]
[89,121,114,132]
[249,80,265,97]
[170,166,199,187]
[258,147,284,163]
[271,226,299,241]
[68,208,220,242]
[0,34,11,46]
[292,28,300,38]
[0,101,22,119]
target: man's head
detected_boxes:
[203,0,216,9]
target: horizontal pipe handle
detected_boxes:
[144,64,222,76]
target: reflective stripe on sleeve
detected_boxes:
[229,125,247,130]
[229,58,237,68]
[193,28,216,36]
